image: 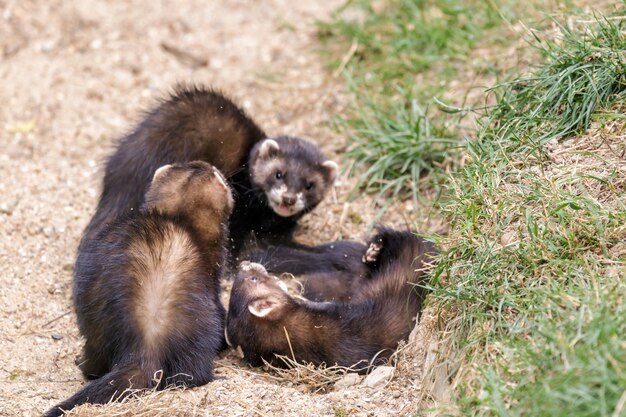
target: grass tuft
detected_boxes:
[430,11,626,416]
[341,92,459,204]
[319,0,507,92]
[319,0,519,198]
[482,14,626,159]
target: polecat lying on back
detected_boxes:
[82,85,338,260]
[44,161,233,417]
[226,228,437,370]
[246,240,369,302]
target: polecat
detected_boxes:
[246,240,369,302]
[226,228,437,370]
[44,161,233,417]
[81,85,338,260]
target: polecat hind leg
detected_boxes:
[362,240,383,265]
[77,342,109,380]
[361,227,421,272]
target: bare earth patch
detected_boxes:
[0,1,439,416]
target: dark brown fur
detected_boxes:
[82,85,337,261]
[44,161,233,417]
[226,228,437,370]
[246,240,369,302]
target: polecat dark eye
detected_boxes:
[275,171,283,180]
[250,276,257,282]
[306,182,315,190]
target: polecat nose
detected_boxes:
[282,194,296,206]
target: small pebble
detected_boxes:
[362,366,394,388]
[334,373,362,390]
[42,226,55,238]
[0,202,12,214]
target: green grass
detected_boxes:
[339,91,458,205]
[430,11,626,416]
[319,0,509,93]
[319,0,522,198]
[333,406,349,417]
[320,1,626,416]
[482,14,626,159]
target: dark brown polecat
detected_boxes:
[82,85,338,260]
[44,161,233,417]
[246,240,369,302]
[225,228,437,370]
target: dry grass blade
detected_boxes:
[260,356,376,394]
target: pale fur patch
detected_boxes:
[276,279,289,293]
[213,168,229,190]
[130,224,199,352]
[267,184,288,204]
[267,184,305,216]
[258,139,280,158]
[248,298,279,318]
[295,192,305,211]
[250,158,283,187]
[239,261,267,274]
[224,326,233,347]
[152,164,173,182]
[322,160,339,181]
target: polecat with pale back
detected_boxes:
[45,161,232,417]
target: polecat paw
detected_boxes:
[362,241,382,264]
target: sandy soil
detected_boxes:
[0,1,440,416]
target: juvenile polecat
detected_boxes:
[226,228,437,370]
[44,161,233,417]
[246,240,369,302]
[82,85,338,260]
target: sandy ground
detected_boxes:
[0,1,441,416]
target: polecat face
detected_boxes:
[229,261,290,319]
[225,261,296,364]
[249,136,338,218]
[143,160,234,219]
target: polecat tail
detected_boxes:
[43,360,155,417]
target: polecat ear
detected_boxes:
[152,164,173,183]
[257,139,280,159]
[248,297,282,320]
[322,160,339,182]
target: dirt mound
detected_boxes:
[0,1,438,415]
